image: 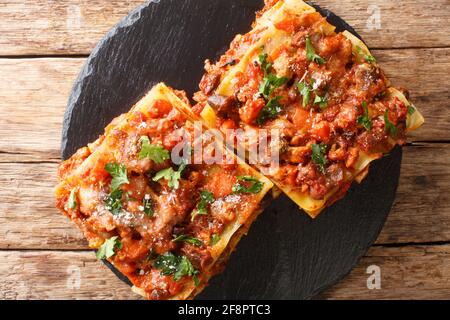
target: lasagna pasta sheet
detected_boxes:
[56,83,272,300]
[56,0,425,300]
[193,0,424,217]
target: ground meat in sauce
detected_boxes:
[56,86,270,300]
[194,10,408,201]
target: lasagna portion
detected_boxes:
[193,0,424,217]
[55,83,273,300]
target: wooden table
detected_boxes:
[0,0,449,300]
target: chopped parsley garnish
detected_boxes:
[407,105,416,115]
[356,46,377,64]
[174,256,199,284]
[152,252,199,283]
[138,136,170,164]
[68,189,77,210]
[357,101,372,131]
[153,163,187,190]
[105,189,123,215]
[255,52,289,124]
[197,191,214,214]
[256,96,283,125]
[232,176,264,194]
[143,196,153,218]
[384,111,398,137]
[306,36,326,65]
[152,252,178,275]
[297,81,313,107]
[96,236,122,260]
[314,94,328,110]
[105,163,129,191]
[259,74,289,99]
[173,235,204,247]
[192,190,215,221]
[311,143,328,174]
[210,234,220,246]
[258,53,288,99]
[258,53,272,75]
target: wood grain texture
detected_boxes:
[377,143,450,244]
[1,0,449,300]
[0,48,448,159]
[0,251,138,300]
[1,245,449,300]
[320,245,450,300]
[0,58,84,158]
[316,0,450,49]
[0,143,448,250]
[0,0,449,55]
[0,0,143,56]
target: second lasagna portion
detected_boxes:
[55,84,273,300]
[193,0,424,217]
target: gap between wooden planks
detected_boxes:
[0,0,449,299]
[0,47,448,159]
[0,0,449,56]
[0,142,449,250]
[1,245,449,300]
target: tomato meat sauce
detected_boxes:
[56,90,269,300]
[194,10,409,201]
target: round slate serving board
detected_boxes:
[62,0,402,299]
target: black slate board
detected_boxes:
[62,0,401,299]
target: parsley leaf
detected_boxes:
[197,191,214,214]
[143,196,153,218]
[256,96,283,125]
[174,256,199,282]
[232,176,264,194]
[297,81,313,107]
[105,163,129,191]
[105,189,123,215]
[96,236,122,260]
[258,53,272,75]
[306,36,326,65]
[314,94,328,109]
[68,189,77,210]
[153,163,187,190]
[356,46,376,64]
[210,234,220,246]
[311,143,328,174]
[173,235,204,247]
[192,191,215,221]
[384,111,398,137]
[357,101,372,131]
[138,136,170,164]
[152,252,199,282]
[407,105,416,115]
[258,52,288,99]
[259,74,288,99]
[257,54,288,99]
[152,252,179,276]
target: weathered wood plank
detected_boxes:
[376,143,450,244]
[0,58,84,158]
[375,48,450,142]
[0,0,449,56]
[0,48,448,159]
[317,0,450,49]
[320,245,450,300]
[0,0,143,56]
[0,143,448,250]
[1,245,449,299]
[0,161,89,249]
[0,251,138,300]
